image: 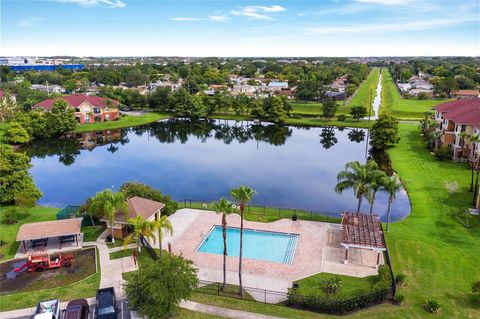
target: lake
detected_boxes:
[28,119,411,221]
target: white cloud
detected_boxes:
[208,15,229,22]
[306,17,478,34]
[53,0,126,9]
[231,5,286,20]
[19,17,44,28]
[170,17,202,21]
[354,0,416,5]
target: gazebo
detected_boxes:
[340,212,386,267]
[16,218,83,252]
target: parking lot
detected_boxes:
[4,300,131,319]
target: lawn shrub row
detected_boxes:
[287,265,393,314]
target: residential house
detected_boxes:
[330,75,348,93]
[31,84,65,94]
[147,80,182,92]
[101,196,165,239]
[397,75,433,96]
[451,90,480,99]
[33,94,120,124]
[434,98,480,159]
[231,84,257,96]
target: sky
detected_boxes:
[1,0,479,57]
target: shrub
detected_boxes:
[394,293,405,306]
[4,207,20,224]
[337,114,346,121]
[322,277,342,294]
[395,273,406,286]
[472,281,480,294]
[292,213,298,221]
[417,92,429,100]
[434,145,451,161]
[424,299,440,314]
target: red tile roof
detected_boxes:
[436,98,480,126]
[103,197,165,224]
[33,94,119,110]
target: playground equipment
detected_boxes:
[5,250,74,279]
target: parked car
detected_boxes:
[95,287,117,319]
[33,299,60,319]
[64,299,89,319]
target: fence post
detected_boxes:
[263,206,266,215]
[184,199,186,208]
[279,208,281,217]
[217,282,220,295]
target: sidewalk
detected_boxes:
[180,300,282,319]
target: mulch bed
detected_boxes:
[0,247,96,294]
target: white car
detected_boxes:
[34,299,60,319]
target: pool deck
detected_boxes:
[157,208,384,296]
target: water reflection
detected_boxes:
[28,119,411,220]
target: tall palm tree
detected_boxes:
[123,216,157,253]
[383,175,402,231]
[155,215,173,259]
[366,170,387,215]
[214,198,234,290]
[335,160,380,214]
[91,189,128,244]
[429,131,442,150]
[230,185,256,297]
[469,134,480,192]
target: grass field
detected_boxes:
[74,112,171,133]
[188,123,480,318]
[81,225,105,242]
[290,101,347,117]
[381,69,451,120]
[347,67,380,111]
[0,206,59,261]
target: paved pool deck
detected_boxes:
[157,209,384,296]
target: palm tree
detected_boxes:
[91,189,128,244]
[230,185,256,297]
[123,216,157,253]
[155,215,173,259]
[469,134,480,192]
[429,131,442,150]
[366,170,387,215]
[214,198,234,290]
[383,175,402,231]
[335,160,380,214]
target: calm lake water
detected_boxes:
[28,119,411,221]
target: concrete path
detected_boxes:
[180,300,282,319]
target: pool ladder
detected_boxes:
[283,236,299,264]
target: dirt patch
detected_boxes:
[0,248,96,295]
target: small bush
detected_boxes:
[337,114,346,122]
[290,114,302,119]
[4,207,19,224]
[472,281,480,294]
[394,293,405,306]
[417,92,429,100]
[292,213,298,221]
[434,145,451,161]
[322,277,342,294]
[395,273,406,286]
[424,299,440,314]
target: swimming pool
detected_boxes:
[197,226,299,264]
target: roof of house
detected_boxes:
[435,98,480,126]
[17,218,83,241]
[104,197,165,224]
[33,94,119,110]
[452,90,480,96]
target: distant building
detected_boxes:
[10,64,84,72]
[31,84,65,94]
[451,90,480,99]
[397,75,433,96]
[33,94,120,124]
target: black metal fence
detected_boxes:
[180,199,343,223]
[195,279,288,304]
[139,235,157,261]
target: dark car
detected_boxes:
[64,299,89,319]
[95,287,117,319]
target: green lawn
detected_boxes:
[347,67,380,111]
[290,101,347,117]
[0,206,59,261]
[188,123,480,318]
[381,69,451,120]
[74,112,171,133]
[181,201,341,223]
[294,273,379,299]
[81,225,105,242]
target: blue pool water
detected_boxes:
[197,226,299,264]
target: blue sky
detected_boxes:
[1,0,479,56]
